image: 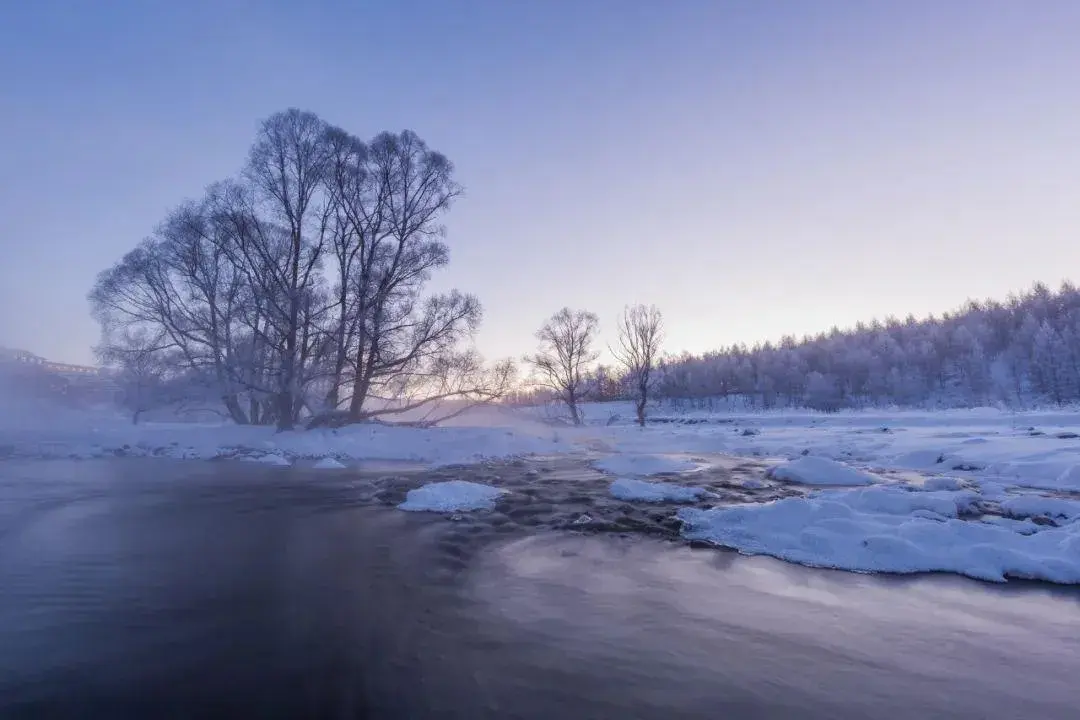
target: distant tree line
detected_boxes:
[651,282,1080,411]
[90,109,513,430]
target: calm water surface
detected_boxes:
[1,458,1078,718]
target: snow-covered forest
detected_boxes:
[647,282,1080,411]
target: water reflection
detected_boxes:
[0,459,1078,718]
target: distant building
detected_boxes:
[0,347,117,404]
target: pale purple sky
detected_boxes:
[3,1,1080,364]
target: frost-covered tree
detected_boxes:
[653,281,1080,411]
[90,109,504,430]
[612,304,663,426]
[525,308,600,425]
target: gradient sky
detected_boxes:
[3,0,1080,365]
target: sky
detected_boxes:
[3,0,1080,366]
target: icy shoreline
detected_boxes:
[6,404,1080,584]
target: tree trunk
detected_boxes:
[276,390,295,431]
[223,394,249,425]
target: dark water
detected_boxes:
[1,459,1079,719]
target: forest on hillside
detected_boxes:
[639,282,1080,411]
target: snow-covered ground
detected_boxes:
[7,398,1080,583]
[609,478,706,503]
[580,401,1080,494]
[398,480,506,512]
[0,405,569,466]
[679,485,1080,584]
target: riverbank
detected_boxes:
[2,457,1078,718]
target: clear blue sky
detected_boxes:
[3,0,1080,364]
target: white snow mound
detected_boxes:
[594,454,699,477]
[250,453,290,466]
[609,478,705,503]
[678,485,1080,584]
[313,457,347,469]
[767,456,879,486]
[1000,495,1080,521]
[397,481,505,513]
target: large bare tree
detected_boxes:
[525,308,600,425]
[243,109,333,430]
[312,127,487,426]
[89,196,258,425]
[91,109,505,431]
[612,304,664,426]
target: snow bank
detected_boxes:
[678,485,1080,584]
[397,481,505,512]
[609,478,705,503]
[922,476,965,491]
[247,453,290,466]
[1,419,567,468]
[594,454,699,477]
[579,403,1080,492]
[767,456,880,486]
[313,457,346,469]
[1000,495,1080,521]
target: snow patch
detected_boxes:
[594,454,699,477]
[313,457,346,469]
[922,476,965,491]
[1000,495,1080,521]
[245,453,290,466]
[678,485,1080,584]
[609,478,705,503]
[397,481,505,513]
[767,456,880,486]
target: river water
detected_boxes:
[1,458,1078,718]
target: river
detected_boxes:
[1,458,1078,718]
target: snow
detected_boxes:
[594,454,699,477]
[313,457,347,469]
[13,399,1080,584]
[1000,495,1080,521]
[922,476,965,491]
[250,453,290,466]
[14,403,1080,497]
[0,412,566,468]
[767,456,880,486]
[609,478,705,503]
[678,484,1080,584]
[397,480,505,513]
[582,403,1080,493]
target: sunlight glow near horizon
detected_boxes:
[2,1,1080,365]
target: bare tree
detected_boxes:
[91,109,502,431]
[90,210,246,424]
[310,127,489,426]
[612,304,664,426]
[95,328,173,423]
[244,109,333,430]
[525,308,600,425]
